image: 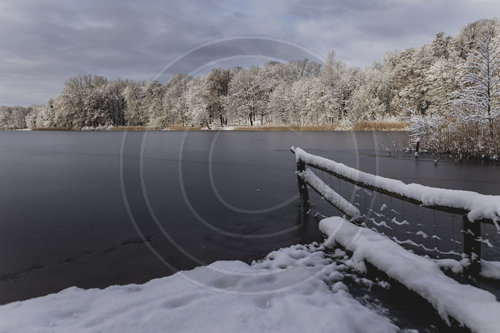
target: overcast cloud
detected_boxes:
[0,0,498,105]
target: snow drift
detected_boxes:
[0,243,397,333]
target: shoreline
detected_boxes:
[9,122,410,132]
[6,128,498,162]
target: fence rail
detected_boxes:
[291,146,499,275]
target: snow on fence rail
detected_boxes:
[320,217,500,333]
[290,146,500,274]
[296,168,361,219]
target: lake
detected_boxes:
[0,130,499,306]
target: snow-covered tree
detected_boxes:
[140,80,165,128]
[320,52,351,120]
[151,74,192,127]
[449,32,499,131]
[424,57,461,116]
[205,69,232,125]
[123,81,147,126]
[289,58,321,80]
[267,82,291,124]
[224,67,264,125]
[186,77,210,128]
[453,19,498,60]
[1,18,498,159]
[0,106,33,129]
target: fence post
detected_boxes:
[463,215,481,275]
[296,159,309,213]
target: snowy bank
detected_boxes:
[0,244,397,333]
[319,216,500,333]
[293,147,500,229]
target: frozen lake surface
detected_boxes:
[0,131,498,315]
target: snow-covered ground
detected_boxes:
[0,243,398,333]
[1,216,498,332]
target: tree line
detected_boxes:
[0,19,498,156]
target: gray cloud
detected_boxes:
[0,0,497,105]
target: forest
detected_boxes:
[1,19,498,158]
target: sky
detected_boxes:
[0,0,498,106]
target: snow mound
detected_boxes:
[319,216,500,333]
[0,243,397,333]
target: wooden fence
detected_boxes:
[291,147,496,275]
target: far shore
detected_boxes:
[14,121,409,132]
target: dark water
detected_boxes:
[0,131,499,311]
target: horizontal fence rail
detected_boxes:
[291,146,500,275]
